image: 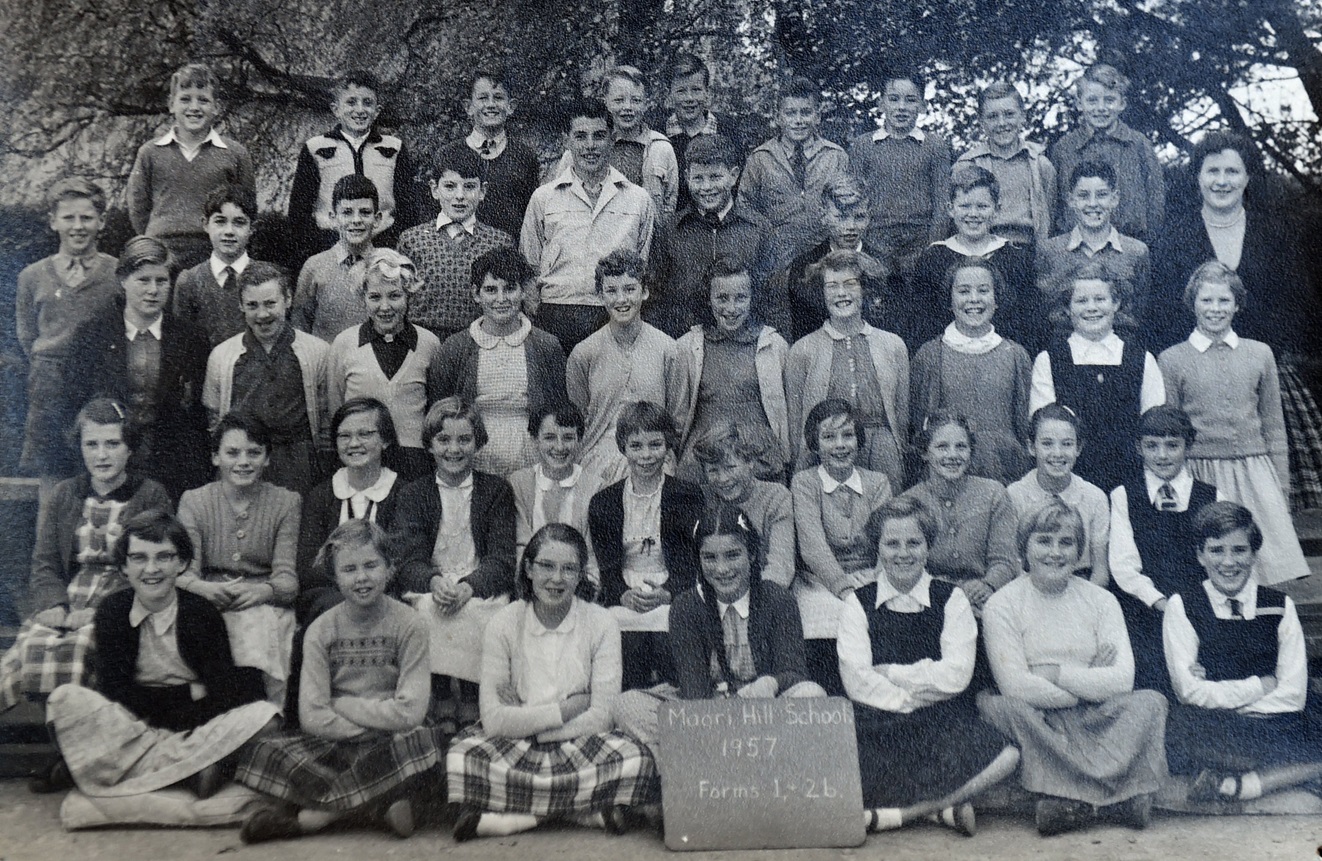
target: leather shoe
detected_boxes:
[1035,797,1093,836]
[383,799,414,838]
[453,807,481,843]
[240,807,302,844]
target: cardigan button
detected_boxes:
[231,552,242,562]
[236,529,246,539]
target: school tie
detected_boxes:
[1158,482,1178,511]
[343,253,362,268]
[1228,598,1243,619]
[541,482,569,526]
[702,210,723,230]
[722,605,756,683]
[64,257,87,288]
[219,265,235,292]
[791,142,807,189]
[479,139,496,158]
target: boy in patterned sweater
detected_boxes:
[396,146,514,342]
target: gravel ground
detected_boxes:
[0,781,1318,861]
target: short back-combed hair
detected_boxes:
[333,70,383,100]
[1138,404,1196,445]
[170,63,217,98]
[1190,130,1261,185]
[804,398,867,453]
[1078,63,1130,95]
[331,396,398,452]
[977,81,1025,114]
[685,133,740,170]
[211,411,272,454]
[422,396,489,451]
[668,52,711,88]
[68,397,140,453]
[314,519,395,584]
[471,246,534,291]
[239,260,291,300]
[780,76,821,106]
[528,400,585,439]
[113,510,194,569]
[1029,403,1083,447]
[1183,259,1247,316]
[692,420,767,466]
[614,400,679,453]
[332,174,380,210]
[915,409,977,457]
[204,183,258,220]
[517,523,593,602]
[470,68,515,98]
[882,65,928,95]
[46,177,107,216]
[594,248,646,295]
[704,256,751,291]
[1068,159,1118,192]
[820,173,868,214]
[1192,500,1264,553]
[432,145,485,182]
[1016,500,1087,565]
[871,495,938,548]
[604,64,649,94]
[362,247,419,296]
[562,97,611,132]
[816,248,865,284]
[116,236,172,280]
[950,163,1000,206]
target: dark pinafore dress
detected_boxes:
[1046,338,1143,492]
[850,579,1005,807]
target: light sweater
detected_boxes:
[327,323,440,450]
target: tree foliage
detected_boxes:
[1,0,1320,209]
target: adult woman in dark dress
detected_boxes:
[1151,131,1322,510]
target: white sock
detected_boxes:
[867,808,903,831]
[297,808,338,832]
[575,812,606,829]
[475,812,540,837]
[1239,771,1264,800]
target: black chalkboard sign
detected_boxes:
[657,696,866,851]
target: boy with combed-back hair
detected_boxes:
[126,63,256,271]
[173,183,266,349]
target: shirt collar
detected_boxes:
[245,322,295,355]
[357,320,418,350]
[1202,578,1258,615]
[823,320,873,341]
[818,465,863,494]
[1067,330,1122,357]
[932,235,1008,256]
[469,315,532,349]
[129,594,179,634]
[553,164,629,192]
[536,463,582,491]
[613,125,657,145]
[55,250,97,270]
[125,315,164,341]
[436,471,474,492]
[871,126,926,143]
[873,570,932,608]
[1144,468,1194,504]
[466,128,507,149]
[210,252,250,281]
[334,240,368,267]
[717,591,751,619]
[779,135,831,159]
[153,127,228,149]
[435,212,477,235]
[1066,225,1125,254]
[332,467,398,503]
[1189,329,1240,352]
[942,322,1002,355]
[666,112,719,139]
[527,596,581,636]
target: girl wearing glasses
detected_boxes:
[326,248,440,483]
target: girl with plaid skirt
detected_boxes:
[237,519,443,843]
[1,399,172,720]
[448,523,659,841]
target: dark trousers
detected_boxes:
[535,303,606,355]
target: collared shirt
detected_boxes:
[1066,225,1126,256]
[942,322,1003,355]
[870,126,927,143]
[1164,579,1307,715]
[432,471,477,577]
[532,463,583,533]
[716,592,751,620]
[466,129,508,160]
[436,213,477,238]
[1108,469,1224,608]
[233,326,312,441]
[1189,329,1240,353]
[129,595,199,689]
[469,314,532,349]
[53,251,93,287]
[666,112,720,140]
[153,126,229,162]
[520,164,656,306]
[210,252,250,284]
[818,465,864,495]
[331,466,398,522]
[835,572,976,714]
[520,597,585,707]
[1029,331,1166,414]
[930,234,1008,257]
[125,315,164,341]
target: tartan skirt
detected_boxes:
[235,726,446,812]
[0,567,123,709]
[446,725,660,816]
[1280,361,1322,511]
